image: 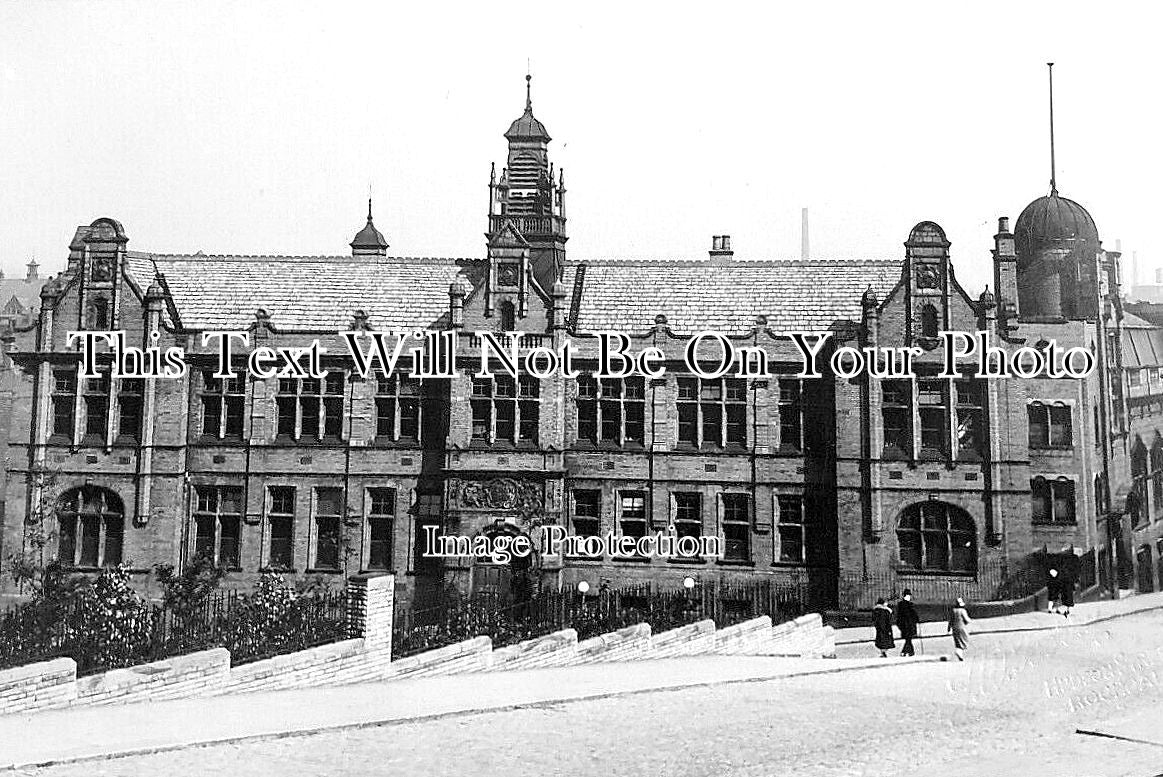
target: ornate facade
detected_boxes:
[3,80,1163,610]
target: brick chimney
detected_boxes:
[709,235,733,261]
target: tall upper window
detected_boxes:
[51,369,76,440]
[896,502,975,573]
[313,488,343,570]
[57,486,124,568]
[1027,402,1072,449]
[375,375,421,443]
[571,490,601,539]
[673,493,702,547]
[1031,476,1076,524]
[117,378,144,443]
[83,370,110,443]
[777,378,804,452]
[677,377,746,448]
[955,379,985,461]
[499,301,516,331]
[776,494,824,565]
[721,493,751,562]
[200,370,245,440]
[193,486,242,568]
[267,486,295,569]
[277,373,344,442]
[471,375,539,445]
[917,377,947,459]
[576,375,645,446]
[366,488,395,571]
[882,379,911,458]
[618,491,648,558]
[920,304,939,339]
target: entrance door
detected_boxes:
[470,525,533,604]
[1136,545,1155,593]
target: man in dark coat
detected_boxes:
[872,597,895,658]
[895,588,919,657]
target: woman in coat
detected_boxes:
[947,597,972,661]
[872,597,895,658]
[895,588,919,657]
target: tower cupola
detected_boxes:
[351,199,389,257]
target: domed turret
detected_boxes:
[1014,192,1101,320]
[351,199,388,257]
[1014,194,1098,256]
[504,74,551,142]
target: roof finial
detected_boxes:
[525,62,532,112]
[1048,62,1057,197]
[367,197,373,223]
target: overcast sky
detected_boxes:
[1,2,1159,296]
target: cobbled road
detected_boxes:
[20,610,1163,777]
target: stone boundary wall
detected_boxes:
[211,639,392,696]
[488,629,578,671]
[389,636,492,678]
[711,616,775,654]
[0,598,839,716]
[75,649,230,706]
[574,623,653,664]
[0,658,76,715]
[649,619,717,658]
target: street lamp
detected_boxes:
[683,577,696,590]
[577,581,590,594]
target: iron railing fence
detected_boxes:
[391,578,813,659]
[0,588,348,676]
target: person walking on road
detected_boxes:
[1047,567,1061,614]
[872,597,895,658]
[895,588,919,657]
[1058,573,1074,618]
[947,597,971,661]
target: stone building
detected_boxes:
[2,80,1161,610]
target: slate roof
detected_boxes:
[0,276,46,318]
[121,252,905,336]
[125,254,476,331]
[564,258,904,335]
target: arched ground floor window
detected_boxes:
[896,501,976,573]
[57,486,124,568]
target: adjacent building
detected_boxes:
[3,80,1162,610]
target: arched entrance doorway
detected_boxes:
[470,521,534,604]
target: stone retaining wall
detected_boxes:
[1,587,839,716]
[489,629,578,671]
[75,649,230,706]
[575,623,652,663]
[0,658,76,715]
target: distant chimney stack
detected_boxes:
[801,208,810,260]
[25,259,39,282]
[709,235,733,260]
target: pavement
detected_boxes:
[833,589,1163,646]
[2,590,1162,773]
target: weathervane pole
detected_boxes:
[1048,62,1057,196]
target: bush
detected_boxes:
[155,554,225,618]
[68,566,154,672]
